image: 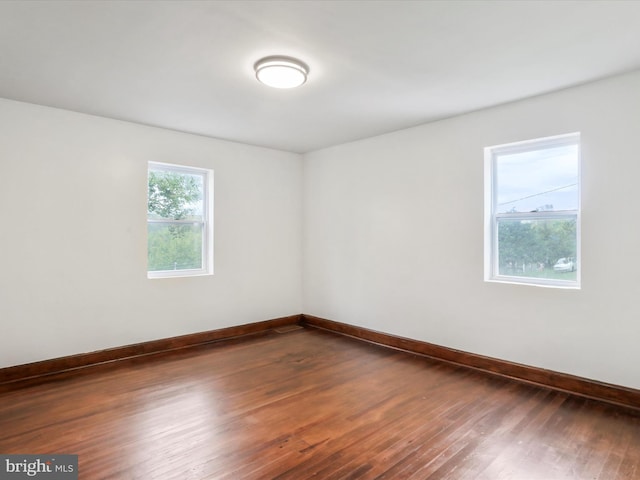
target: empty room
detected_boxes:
[1,1,639,478]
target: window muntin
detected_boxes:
[485,133,580,288]
[147,162,213,278]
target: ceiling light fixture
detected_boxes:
[254,56,309,89]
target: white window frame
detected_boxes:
[484,133,580,288]
[147,161,214,279]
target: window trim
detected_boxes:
[484,133,580,288]
[147,161,214,279]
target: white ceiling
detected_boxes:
[1,1,640,153]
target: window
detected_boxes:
[147,162,213,278]
[484,133,580,288]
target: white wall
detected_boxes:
[4,70,640,390]
[0,99,302,368]
[303,69,640,390]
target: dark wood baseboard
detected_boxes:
[4,312,638,411]
[0,314,302,387]
[301,314,640,412]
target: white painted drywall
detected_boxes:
[0,99,302,368]
[303,69,640,389]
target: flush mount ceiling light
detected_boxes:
[254,56,309,89]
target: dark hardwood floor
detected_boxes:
[1,327,638,479]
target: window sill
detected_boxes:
[486,276,580,290]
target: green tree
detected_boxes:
[498,218,576,277]
[498,220,534,271]
[148,171,201,221]
[147,170,204,271]
[148,223,202,271]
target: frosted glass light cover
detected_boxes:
[254,57,308,89]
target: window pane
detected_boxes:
[147,222,203,272]
[496,144,578,213]
[148,170,204,221]
[497,218,577,281]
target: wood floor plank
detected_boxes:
[1,328,638,479]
